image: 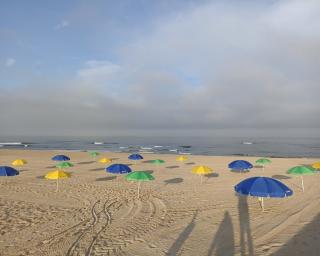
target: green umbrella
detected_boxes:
[255,158,272,171]
[56,162,74,169]
[90,152,100,159]
[151,159,165,171]
[126,171,155,198]
[287,166,315,192]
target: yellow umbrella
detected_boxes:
[176,156,188,162]
[45,170,71,192]
[12,159,27,166]
[312,162,320,170]
[99,158,112,164]
[192,165,213,183]
[12,159,27,171]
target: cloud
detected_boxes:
[5,58,16,67]
[54,19,70,30]
[1,0,320,136]
[77,60,120,81]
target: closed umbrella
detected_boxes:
[287,166,315,192]
[125,171,155,198]
[235,176,293,211]
[45,170,71,192]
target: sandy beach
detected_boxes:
[0,149,319,256]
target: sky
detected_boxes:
[0,0,319,137]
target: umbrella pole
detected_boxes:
[56,179,59,192]
[201,175,203,184]
[258,197,265,211]
[137,182,141,199]
[301,176,304,192]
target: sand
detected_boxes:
[0,149,319,256]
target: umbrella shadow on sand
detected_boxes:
[253,165,264,169]
[78,161,95,165]
[205,173,219,179]
[36,175,45,179]
[142,160,154,164]
[207,211,235,256]
[90,168,105,171]
[96,176,117,181]
[185,162,196,165]
[46,165,56,169]
[166,166,179,169]
[167,211,198,255]
[164,178,184,185]
[272,175,291,180]
[144,170,154,175]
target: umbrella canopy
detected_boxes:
[56,162,74,169]
[311,162,320,170]
[45,170,71,192]
[235,176,293,198]
[235,176,293,211]
[90,152,100,157]
[106,164,132,174]
[125,171,155,182]
[45,170,71,180]
[99,158,112,164]
[287,166,315,192]
[255,158,272,165]
[125,171,155,198]
[0,166,19,176]
[12,159,27,166]
[228,160,253,171]
[192,165,213,175]
[52,155,70,161]
[151,159,165,164]
[128,154,144,160]
[176,156,188,162]
[287,166,315,175]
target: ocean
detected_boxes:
[0,136,319,158]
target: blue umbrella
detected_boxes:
[235,176,293,211]
[0,166,19,176]
[128,154,143,163]
[52,155,70,161]
[106,164,132,174]
[229,160,253,172]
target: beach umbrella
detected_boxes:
[90,152,99,158]
[235,176,293,211]
[151,159,165,170]
[125,171,155,198]
[176,156,188,162]
[106,164,132,174]
[311,162,320,170]
[12,159,27,171]
[128,154,143,164]
[99,158,112,164]
[192,165,213,184]
[255,158,271,171]
[0,166,19,176]
[56,162,74,169]
[45,170,71,192]
[228,160,253,172]
[52,155,70,162]
[287,166,315,192]
[12,159,27,166]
